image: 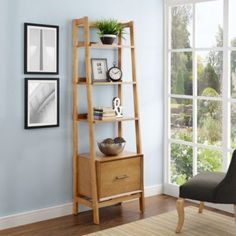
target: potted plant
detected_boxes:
[96,19,124,45]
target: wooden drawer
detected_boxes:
[97,156,142,199]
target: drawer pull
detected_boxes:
[115,174,129,180]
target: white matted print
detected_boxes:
[24,23,59,74]
[91,58,108,81]
[25,78,59,129]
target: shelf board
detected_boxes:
[78,21,131,29]
[79,151,142,162]
[77,79,136,86]
[77,114,138,124]
[77,42,134,49]
[91,43,134,49]
[94,117,138,124]
[99,191,142,203]
[77,192,142,208]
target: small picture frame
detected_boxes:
[25,78,59,129]
[24,23,59,74]
[91,58,108,81]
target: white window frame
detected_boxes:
[164,0,236,200]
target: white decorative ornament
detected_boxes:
[112,97,123,118]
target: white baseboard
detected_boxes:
[144,184,163,197]
[0,184,163,230]
[0,203,73,231]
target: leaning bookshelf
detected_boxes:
[72,16,144,224]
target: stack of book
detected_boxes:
[93,107,116,121]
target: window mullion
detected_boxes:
[164,4,171,184]
[192,3,198,176]
[222,0,230,170]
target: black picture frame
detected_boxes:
[24,23,59,74]
[24,78,60,129]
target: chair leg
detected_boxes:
[176,198,185,233]
[199,202,204,213]
[234,204,236,223]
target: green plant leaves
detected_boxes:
[96,19,125,37]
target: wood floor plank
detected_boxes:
[0,195,233,236]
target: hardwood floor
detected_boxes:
[0,195,233,236]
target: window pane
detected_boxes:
[171,143,193,185]
[231,51,236,98]
[171,52,192,95]
[197,148,223,173]
[171,98,192,141]
[231,103,236,148]
[197,100,222,146]
[195,0,223,48]
[197,51,223,97]
[171,5,193,49]
[229,0,236,46]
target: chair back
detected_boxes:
[224,149,236,182]
[215,150,236,203]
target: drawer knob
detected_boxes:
[115,174,129,180]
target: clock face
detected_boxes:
[108,67,122,81]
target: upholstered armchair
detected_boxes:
[176,150,236,233]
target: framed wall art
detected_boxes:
[24,23,59,74]
[25,78,59,129]
[91,58,108,81]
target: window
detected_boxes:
[165,0,235,189]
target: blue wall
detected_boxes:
[0,0,163,217]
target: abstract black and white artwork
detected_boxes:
[25,78,59,129]
[24,23,59,74]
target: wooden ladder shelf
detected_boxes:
[72,16,144,224]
